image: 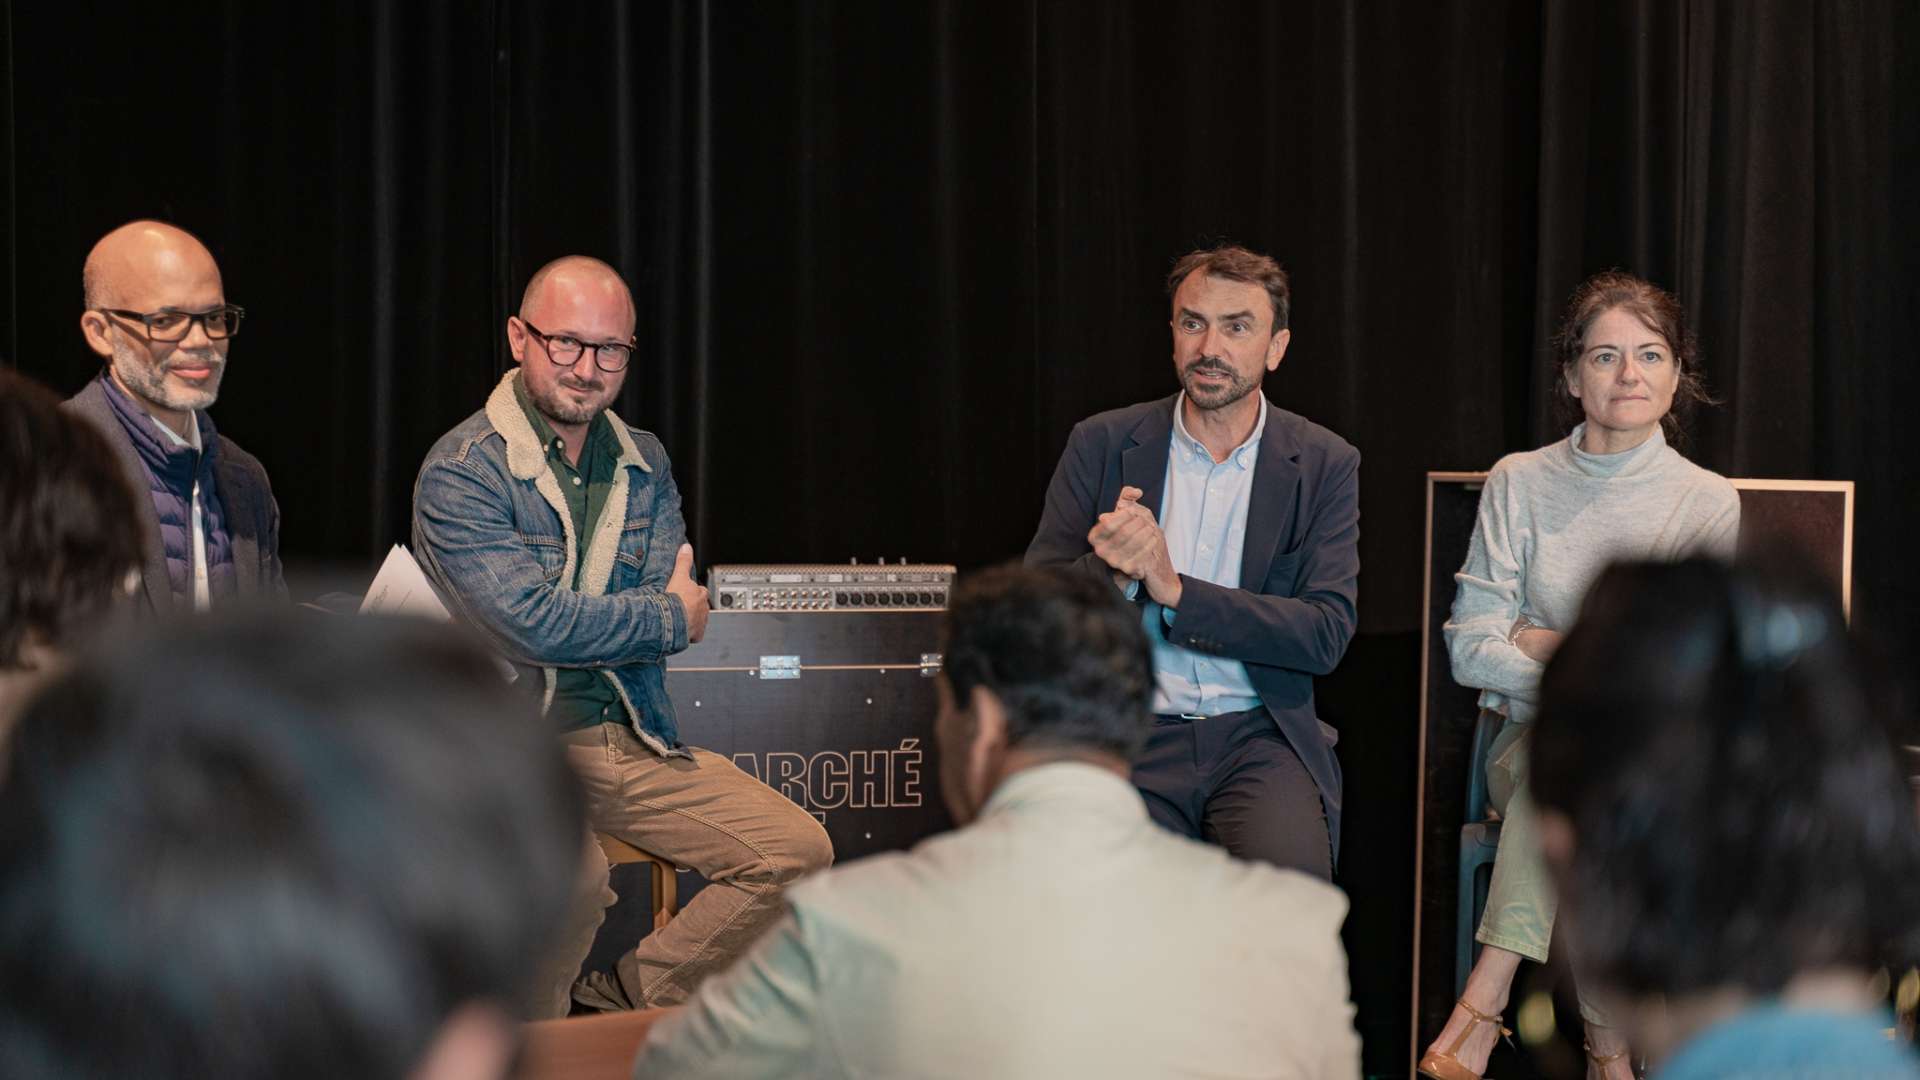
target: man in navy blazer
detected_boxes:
[1025,244,1359,880]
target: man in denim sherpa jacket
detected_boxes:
[413,256,830,1017]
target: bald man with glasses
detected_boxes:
[65,219,284,615]
[412,255,832,1018]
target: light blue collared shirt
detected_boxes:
[1129,393,1266,716]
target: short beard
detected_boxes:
[110,337,223,414]
[527,377,610,426]
[1180,360,1258,411]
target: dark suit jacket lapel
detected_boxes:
[1240,400,1301,590]
[68,380,172,615]
[1120,394,1178,516]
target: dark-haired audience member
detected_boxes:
[0,613,587,1080]
[1026,243,1360,883]
[634,565,1361,1078]
[1531,558,1920,1078]
[0,370,142,731]
[66,219,284,614]
[1424,271,1738,1080]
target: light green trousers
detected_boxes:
[1473,715,1612,1026]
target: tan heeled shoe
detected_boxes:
[1584,1041,1635,1079]
[1418,998,1512,1080]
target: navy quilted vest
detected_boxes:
[99,376,237,605]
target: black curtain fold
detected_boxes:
[5,2,1915,1072]
[1529,0,1912,663]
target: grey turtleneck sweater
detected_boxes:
[1444,424,1739,724]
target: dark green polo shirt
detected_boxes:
[514,374,623,731]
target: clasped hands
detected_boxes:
[1088,485,1182,608]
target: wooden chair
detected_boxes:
[596,833,680,931]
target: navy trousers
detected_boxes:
[1130,707,1333,882]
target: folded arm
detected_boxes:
[1024,420,1146,597]
[1695,485,1742,557]
[411,456,687,668]
[1442,468,1544,702]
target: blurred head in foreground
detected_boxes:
[0,613,584,1080]
[0,369,142,728]
[1532,556,1920,1061]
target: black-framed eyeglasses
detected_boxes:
[520,319,634,372]
[96,305,246,342]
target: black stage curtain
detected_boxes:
[5,2,1915,1071]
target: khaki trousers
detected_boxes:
[1474,715,1610,1026]
[537,722,833,1012]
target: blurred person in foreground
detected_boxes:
[0,613,586,1080]
[0,370,142,732]
[1530,557,1920,1079]
[633,564,1361,1079]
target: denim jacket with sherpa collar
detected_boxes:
[412,370,692,757]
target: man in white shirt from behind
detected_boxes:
[633,563,1362,1079]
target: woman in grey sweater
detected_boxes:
[1419,272,1740,1080]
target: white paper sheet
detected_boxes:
[358,544,452,620]
[358,545,518,683]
